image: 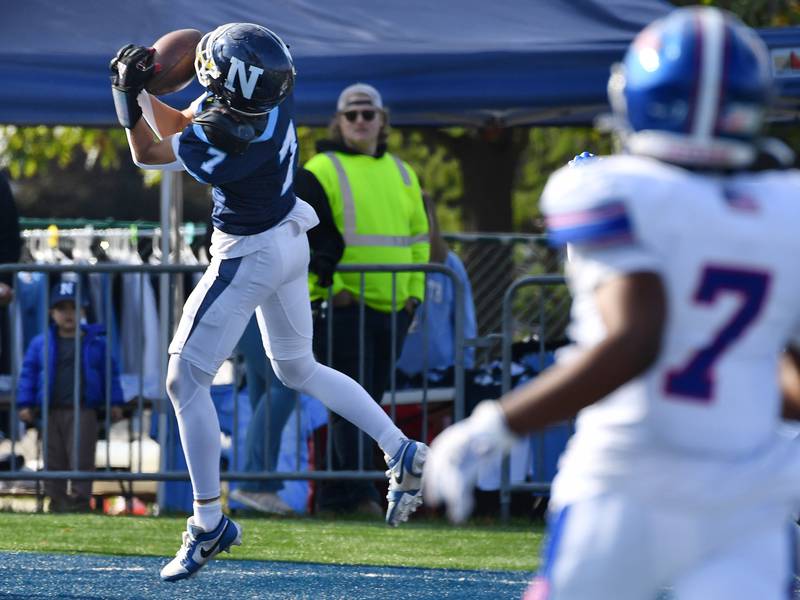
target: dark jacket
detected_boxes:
[294,140,389,277]
[0,174,21,287]
[17,323,124,409]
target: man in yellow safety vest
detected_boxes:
[295,83,430,516]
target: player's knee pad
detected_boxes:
[166,355,214,413]
[271,354,318,391]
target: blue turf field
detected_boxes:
[0,552,531,599]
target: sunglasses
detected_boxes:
[343,109,377,123]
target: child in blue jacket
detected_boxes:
[17,280,124,512]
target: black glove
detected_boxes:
[110,44,157,89]
[310,254,336,288]
[109,44,157,128]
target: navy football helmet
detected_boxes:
[608,7,773,168]
[195,23,295,116]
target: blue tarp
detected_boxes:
[2,1,799,126]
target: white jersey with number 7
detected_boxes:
[543,154,800,505]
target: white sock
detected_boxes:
[166,356,221,500]
[273,355,406,457]
[193,500,222,532]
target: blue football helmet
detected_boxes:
[195,23,295,116]
[608,7,773,168]
[568,151,597,167]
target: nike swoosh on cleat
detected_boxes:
[199,521,229,559]
[394,446,411,485]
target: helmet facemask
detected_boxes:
[195,25,233,91]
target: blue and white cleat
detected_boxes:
[160,515,242,581]
[385,439,428,527]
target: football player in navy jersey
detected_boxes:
[110,23,428,581]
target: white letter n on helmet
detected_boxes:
[224,56,264,99]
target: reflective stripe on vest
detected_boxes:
[325,152,426,247]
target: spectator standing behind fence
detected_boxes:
[16,281,124,512]
[229,315,295,515]
[396,194,477,379]
[295,83,430,516]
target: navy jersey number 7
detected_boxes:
[175,93,298,236]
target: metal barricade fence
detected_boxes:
[499,274,570,521]
[443,233,564,357]
[0,261,464,513]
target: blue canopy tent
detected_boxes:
[2,1,799,126]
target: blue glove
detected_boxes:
[568,151,596,168]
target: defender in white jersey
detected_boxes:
[110,24,427,582]
[426,7,800,599]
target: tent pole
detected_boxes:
[156,171,179,509]
[169,172,184,327]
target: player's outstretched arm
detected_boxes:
[126,119,179,166]
[424,271,666,522]
[140,93,193,139]
[502,271,665,433]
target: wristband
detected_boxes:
[112,86,142,129]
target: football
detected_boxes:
[145,28,203,96]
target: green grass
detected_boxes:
[0,513,543,572]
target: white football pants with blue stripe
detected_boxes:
[167,207,406,502]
